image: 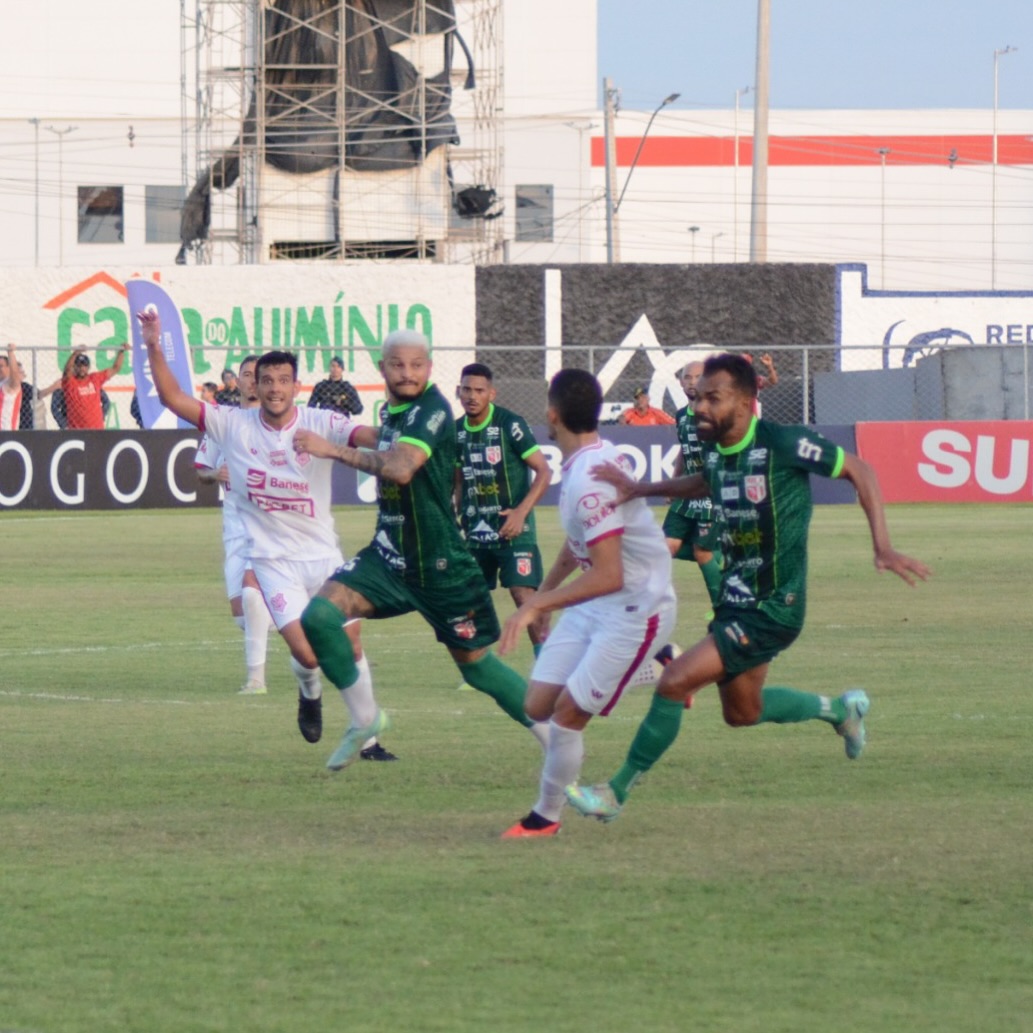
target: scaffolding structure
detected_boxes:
[180,0,503,265]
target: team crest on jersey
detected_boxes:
[247,469,266,490]
[485,445,502,465]
[269,592,287,614]
[453,619,477,640]
[745,474,767,503]
[516,557,532,576]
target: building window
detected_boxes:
[515,184,553,242]
[77,186,124,243]
[146,185,185,244]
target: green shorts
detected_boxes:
[330,545,500,650]
[662,506,722,555]
[710,606,800,678]
[470,542,543,591]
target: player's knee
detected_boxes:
[300,596,345,649]
[721,699,761,727]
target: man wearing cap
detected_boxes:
[308,356,363,416]
[61,344,128,429]
[618,385,675,427]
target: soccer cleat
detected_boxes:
[500,813,561,839]
[835,689,870,760]
[238,679,267,696]
[297,693,323,743]
[326,709,390,771]
[360,742,398,762]
[564,782,623,823]
[456,681,475,692]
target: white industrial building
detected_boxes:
[0,0,1030,291]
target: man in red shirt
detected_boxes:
[618,386,675,427]
[61,344,128,429]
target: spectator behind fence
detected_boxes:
[617,386,676,427]
[60,345,127,429]
[307,356,363,415]
[16,360,61,430]
[214,368,240,406]
[199,381,219,404]
[0,343,23,429]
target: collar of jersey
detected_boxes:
[716,415,758,456]
[385,382,434,415]
[463,402,495,432]
[259,408,298,434]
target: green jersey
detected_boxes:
[668,403,714,520]
[703,417,844,629]
[456,402,541,549]
[373,383,469,585]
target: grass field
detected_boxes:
[1,503,1031,1033]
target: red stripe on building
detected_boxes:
[591,134,1033,168]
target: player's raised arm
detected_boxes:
[838,451,931,586]
[138,310,203,427]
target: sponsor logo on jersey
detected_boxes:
[485,446,502,464]
[268,475,310,493]
[247,469,267,489]
[427,410,446,434]
[509,421,524,441]
[470,452,482,463]
[721,485,740,501]
[576,491,615,531]
[748,448,768,462]
[745,474,767,503]
[249,493,315,517]
[796,438,823,462]
[469,519,498,544]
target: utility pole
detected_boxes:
[750,0,770,263]
[603,77,620,264]
[45,125,77,266]
[28,118,40,266]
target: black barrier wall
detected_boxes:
[0,431,221,510]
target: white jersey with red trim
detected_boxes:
[195,432,247,543]
[559,438,674,615]
[0,376,22,430]
[199,404,356,562]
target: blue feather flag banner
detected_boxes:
[125,280,195,429]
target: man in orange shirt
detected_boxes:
[618,386,675,427]
[61,344,128,429]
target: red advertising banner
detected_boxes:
[856,421,1033,502]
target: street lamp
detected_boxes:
[992,45,1016,289]
[614,92,680,212]
[45,124,77,266]
[877,148,890,288]
[688,225,700,261]
[711,231,725,262]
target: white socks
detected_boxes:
[339,653,378,728]
[290,656,322,700]
[242,585,273,686]
[533,720,584,822]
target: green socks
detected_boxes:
[759,687,845,725]
[457,652,532,727]
[300,597,358,689]
[610,692,685,802]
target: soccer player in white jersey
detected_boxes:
[497,368,677,838]
[195,355,277,694]
[139,309,388,754]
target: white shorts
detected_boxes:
[251,552,345,631]
[223,532,249,600]
[531,599,677,717]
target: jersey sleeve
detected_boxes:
[503,411,540,460]
[773,424,844,479]
[194,432,222,470]
[398,396,451,457]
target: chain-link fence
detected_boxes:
[10,340,1032,432]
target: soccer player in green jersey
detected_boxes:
[294,330,548,771]
[456,363,552,655]
[663,361,723,608]
[566,351,931,822]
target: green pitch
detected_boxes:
[1,504,1030,1033]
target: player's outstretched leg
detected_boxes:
[456,651,549,749]
[835,689,870,760]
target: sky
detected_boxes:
[597,0,1033,112]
